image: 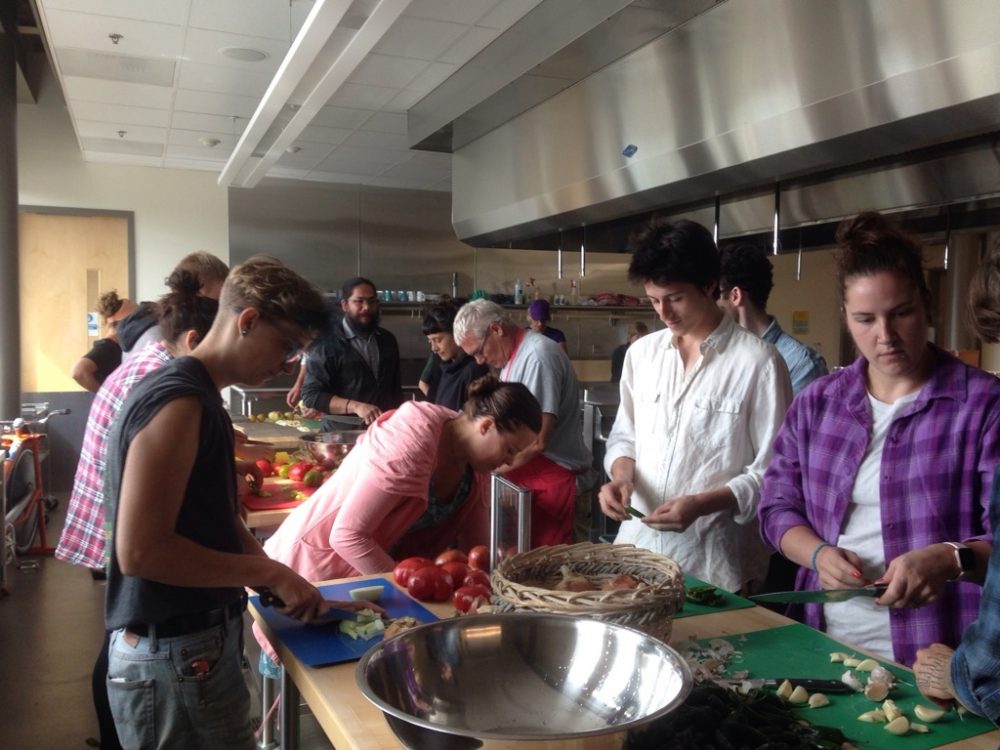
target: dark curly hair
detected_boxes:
[158,269,219,345]
[719,242,774,309]
[421,299,465,336]
[833,211,931,314]
[627,217,720,297]
[969,236,1000,343]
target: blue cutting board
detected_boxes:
[251,577,439,667]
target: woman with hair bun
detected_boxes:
[759,211,1000,667]
[263,375,542,583]
[70,289,138,391]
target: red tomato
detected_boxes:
[255,459,273,477]
[454,584,492,614]
[393,557,435,587]
[288,461,313,482]
[439,561,469,590]
[463,569,491,589]
[407,566,453,602]
[468,544,490,571]
[435,549,469,566]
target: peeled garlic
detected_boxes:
[884,716,910,735]
[841,670,864,692]
[788,685,810,704]
[910,723,930,734]
[776,679,793,699]
[830,651,848,663]
[864,679,890,701]
[808,692,830,708]
[858,709,887,723]
[855,658,880,672]
[913,704,947,723]
[843,656,862,667]
[882,699,903,722]
[868,665,894,685]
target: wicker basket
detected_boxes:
[490,542,685,642]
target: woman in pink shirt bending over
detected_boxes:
[264,375,541,584]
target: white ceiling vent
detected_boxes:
[58,48,176,87]
[80,137,164,157]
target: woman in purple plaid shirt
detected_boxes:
[760,212,1000,667]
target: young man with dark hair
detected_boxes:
[718,242,827,396]
[298,276,403,426]
[417,299,490,411]
[598,218,792,593]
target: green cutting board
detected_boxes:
[675,575,755,618]
[705,623,994,748]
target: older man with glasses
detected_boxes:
[454,300,591,548]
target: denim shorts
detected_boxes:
[106,615,256,750]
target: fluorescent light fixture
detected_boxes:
[219,0,412,188]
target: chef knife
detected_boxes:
[254,587,360,622]
[749,583,887,605]
[722,677,854,693]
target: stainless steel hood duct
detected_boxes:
[446,0,1000,246]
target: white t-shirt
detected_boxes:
[824,389,920,659]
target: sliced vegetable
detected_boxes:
[624,505,645,519]
[913,704,947,723]
[858,709,886,723]
[884,716,909,735]
[348,585,384,602]
[685,584,725,607]
[855,658,879,672]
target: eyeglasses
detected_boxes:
[468,327,492,360]
[347,296,378,308]
[265,319,308,363]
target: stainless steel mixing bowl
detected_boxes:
[356,612,692,750]
[299,430,364,470]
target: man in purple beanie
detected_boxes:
[526,299,567,352]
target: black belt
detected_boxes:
[126,598,246,639]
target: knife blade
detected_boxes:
[750,583,887,604]
[254,588,360,623]
[722,677,854,694]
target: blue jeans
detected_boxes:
[106,615,256,750]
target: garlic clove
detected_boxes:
[808,692,830,708]
[776,679,793,699]
[882,699,903,722]
[788,685,810,704]
[855,658,880,672]
[830,651,848,663]
[910,723,930,733]
[868,665,895,685]
[858,709,887,723]
[913,704,947,723]
[841,670,864,692]
[843,656,862,667]
[864,679,889,701]
[884,716,910,735]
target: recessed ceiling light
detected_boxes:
[220,47,268,62]
[199,137,221,148]
[286,145,302,154]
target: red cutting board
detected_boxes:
[242,477,317,511]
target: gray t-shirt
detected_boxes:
[501,330,591,471]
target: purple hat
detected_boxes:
[528,299,551,321]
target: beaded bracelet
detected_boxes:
[811,541,834,573]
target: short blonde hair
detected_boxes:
[220,257,328,335]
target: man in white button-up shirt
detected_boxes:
[599,218,792,592]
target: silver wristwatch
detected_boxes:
[943,541,975,581]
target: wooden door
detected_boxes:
[18,211,131,392]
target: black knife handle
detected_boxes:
[255,587,286,608]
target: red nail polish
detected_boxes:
[850,569,862,579]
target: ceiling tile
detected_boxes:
[299,123,354,145]
[173,88,260,118]
[405,0,499,27]
[163,144,230,161]
[57,48,177,87]
[171,110,250,136]
[188,0,311,41]
[317,152,391,176]
[70,100,172,127]
[326,82,399,110]
[311,105,374,130]
[476,0,544,30]
[80,135,164,156]
[277,142,335,170]
[167,129,236,148]
[328,143,409,166]
[41,0,190,26]
[76,119,167,143]
[373,17,468,61]
[177,60,274,97]
[439,26,502,66]
[183,27,288,73]
[343,129,409,150]
[406,62,458,94]
[363,111,407,134]
[85,151,165,166]
[63,75,175,108]
[44,9,185,58]
[299,169,371,185]
[384,88,426,112]
[348,54,426,89]
[163,156,227,171]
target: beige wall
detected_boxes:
[770,249,843,367]
[16,73,229,301]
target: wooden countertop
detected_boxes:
[251,575,1000,750]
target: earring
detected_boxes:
[240,328,249,336]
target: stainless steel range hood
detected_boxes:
[430,0,1000,246]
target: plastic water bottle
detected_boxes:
[514,279,523,305]
[569,280,579,305]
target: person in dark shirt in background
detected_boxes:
[300,276,403,426]
[419,299,490,411]
[610,321,648,383]
[71,290,137,392]
[527,299,567,351]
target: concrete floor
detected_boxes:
[0,498,333,749]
